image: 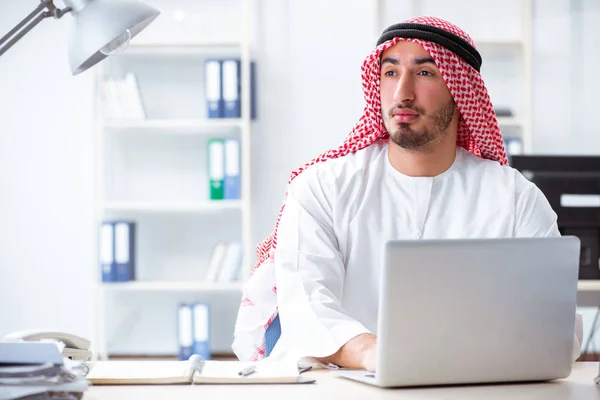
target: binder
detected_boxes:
[217,242,243,282]
[221,59,257,119]
[177,303,193,361]
[123,73,146,120]
[223,138,240,200]
[205,59,223,118]
[114,221,136,282]
[204,242,228,281]
[192,303,211,360]
[207,139,225,200]
[222,59,240,119]
[100,221,115,282]
[504,137,523,164]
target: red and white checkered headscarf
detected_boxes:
[233,16,507,361]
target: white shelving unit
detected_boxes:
[101,281,246,292]
[91,0,255,360]
[475,0,533,156]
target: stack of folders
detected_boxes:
[204,242,243,282]
[86,355,313,385]
[0,342,89,399]
[100,220,136,283]
[504,137,523,163]
[204,58,257,119]
[101,73,146,120]
[207,138,240,200]
[177,303,210,361]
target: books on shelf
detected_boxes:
[99,220,136,283]
[178,303,210,361]
[101,73,146,120]
[204,241,243,282]
[208,137,240,200]
[204,58,257,120]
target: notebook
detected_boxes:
[86,355,313,385]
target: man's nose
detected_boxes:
[393,73,415,104]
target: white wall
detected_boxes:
[251,0,379,245]
[0,1,95,338]
[532,0,600,154]
[0,0,598,356]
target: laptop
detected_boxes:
[336,236,581,387]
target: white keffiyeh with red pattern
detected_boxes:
[232,16,508,361]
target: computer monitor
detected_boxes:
[511,155,600,280]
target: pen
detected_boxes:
[238,365,257,376]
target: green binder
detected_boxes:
[207,138,225,200]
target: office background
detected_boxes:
[0,0,599,358]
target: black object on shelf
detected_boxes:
[511,155,600,280]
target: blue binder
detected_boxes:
[222,59,256,119]
[205,59,223,118]
[100,221,115,282]
[224,138,240,200]
[114,221,136,282]
[192,302,211,360]
[177,303,193,361]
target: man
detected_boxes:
[232,16,583,370]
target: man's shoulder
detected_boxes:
[291,140,387,188]
[457,148,534,192]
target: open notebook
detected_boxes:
[86,355,313,385]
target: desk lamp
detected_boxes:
[0,0,160,74]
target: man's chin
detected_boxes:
[390,131,434,150]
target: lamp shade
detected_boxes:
[66,0,160,75]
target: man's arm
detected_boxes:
[514,174,583,361]
[273,167,371,367]
[316,333,377,371]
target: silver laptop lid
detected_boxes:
[376,237,580,387]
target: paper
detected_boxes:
[87,360,190,381]
[201,360,298,379]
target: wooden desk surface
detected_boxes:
[84,362,599,400]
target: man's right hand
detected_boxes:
[361,342,377,372]
[315,333,378,371]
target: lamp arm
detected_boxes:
[0,0,72,58]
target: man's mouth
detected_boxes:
[392,110,420,123]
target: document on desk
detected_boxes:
[86,358,314,385]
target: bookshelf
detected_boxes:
[91,0,255,360]
[101,281,245,292]
[104,118,244,133]
[104,201,243,213]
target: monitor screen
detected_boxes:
[511,155,600,280]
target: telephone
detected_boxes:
[2,329,92,361]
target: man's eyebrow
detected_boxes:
[380,57,436,66]
[413,57,436,66]
[381,57,399,66]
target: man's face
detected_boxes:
[380,41,459,150]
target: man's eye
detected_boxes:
[418,70,433,76]
[384,70,396,77]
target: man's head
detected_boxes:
[341,16,507,165]
[380,40,460,151]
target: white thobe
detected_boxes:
[269,140,582,362]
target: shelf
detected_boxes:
[475,39,524,47]
[103,119,242,134]
[578,280,600,292]
[497,117,522,126]
[100,281,245,292]
[104,201,243,213]
[475,40,524,58]
[121,41,244,56]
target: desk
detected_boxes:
[84,362,599,400]
[578,280,600,307]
